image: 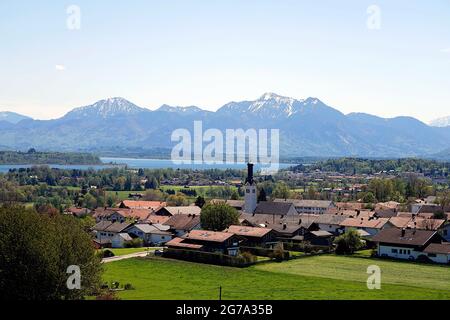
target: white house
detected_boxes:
[126,223,173,246]
[422,243,450,264]
[274,199,335,215]
[371,228,444,262]
[111,233,133,248]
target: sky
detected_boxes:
[0,0,449,122]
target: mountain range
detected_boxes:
[1,93,450,158]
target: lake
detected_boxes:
[0,157,295,173]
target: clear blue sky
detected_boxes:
[0,0,449,121]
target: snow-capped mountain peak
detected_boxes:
[64,97,147,119]
[429,116,450,128]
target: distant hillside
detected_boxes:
[0,93,449,158]
[0,111,31,124]
[0,151,102,165]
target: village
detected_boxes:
[64,164,450,266]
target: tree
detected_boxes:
[230,190,239,200]
[0,205,102,300]
[145,177,159,190]
[200,203,239,231]
[362,192,376,204]
[195,196,206,208]
[272,182,291,199]
[334,229,364,255]
[258,188,267,202]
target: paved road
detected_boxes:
[102,251,152,264]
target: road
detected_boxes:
[102,251,153,264]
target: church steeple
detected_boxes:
[244,163,257,213]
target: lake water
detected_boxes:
[0,157,295,173]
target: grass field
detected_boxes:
[102,255,450,300]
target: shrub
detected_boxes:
[124,283,135,290]
[125,238,143,248]
[334,229,364,255]
[102,249,115,258]
[240,252,257,264]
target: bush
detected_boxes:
[334,229,364,255]
[162,248,256,267]
[124,283,135,290]
[125,238,143,248]
[102,249,115,258]
[240,252,257,264]
[269,243,287,262]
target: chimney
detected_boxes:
[283,223,287,230]
[401,228,406,237]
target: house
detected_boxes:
[119,200,166,210]
[92,221,133,248]
[64,207,91,218]
[340,217,389,236]
[144,215,171,225]
[303,230,334,246]
[224,225,276,247]
[422,243,450,264]
[439,223,450,242]
[240,213,318,240]
[371,228,444,261]
[375,201,401,212]
[254,201,297,216]
[274,199,335,215]
[125,223,172,246]
[93,208,152,223]
[155,206,201,217]
[166,230,240,256]
[386,217,445,231]
[112,233,133,248]
[312,214,347,235]
[163,214,202,237]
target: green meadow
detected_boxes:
[102,255,450,300]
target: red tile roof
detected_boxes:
[183,230,234,243]
[166,237,204,250]
[225,225,272,238]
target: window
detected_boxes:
[408,250,411,255]
[391,249,398,253]
[428,253,437,257]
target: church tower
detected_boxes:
[244,163,257,214]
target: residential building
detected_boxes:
[340,217,389,236]
[274,199,335,214]
[125,223,172,246]
[155,206,201,217]
[166,230,240,256]
[224,225,276,247]
[371,228,444,261]
[163,214,202,237]
[254,201,297,216]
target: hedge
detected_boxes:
[162,248,257,267]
